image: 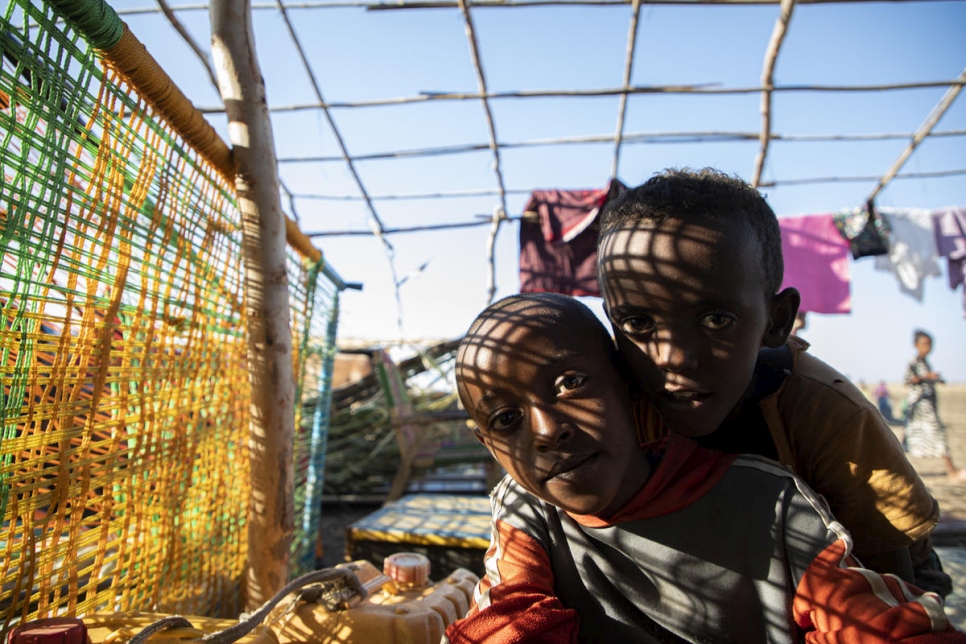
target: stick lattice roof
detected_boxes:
[111,0,965,342]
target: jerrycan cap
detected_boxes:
[383,552,431,587]
[7,618,88,644]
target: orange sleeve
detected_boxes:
[444,519,579,644]
[794,539,965,643]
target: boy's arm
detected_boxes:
[772,359,938,557]
[444,480,579,644]
[793,538,966,643]
[860,546,915,583]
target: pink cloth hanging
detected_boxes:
[779,214,852,314]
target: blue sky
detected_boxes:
[113,0,966,382]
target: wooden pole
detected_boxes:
[752,0,795,187]
[195,78,965,113]
[114,0,966,15]
[210,0,296,608]
[456,0,509,306]
[867,66,966,202]
[611,0,642,179]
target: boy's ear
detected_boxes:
[762,287,801,348]
[472,426,487,446]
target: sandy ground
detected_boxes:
[885,383,966,523]
[319,383,966,629]
[883,383,966,628]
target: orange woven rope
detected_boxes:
[105,26,235,181]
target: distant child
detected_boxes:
[597,167,946,593]
[874,380,898,424]
[444,292,961,643]
[905,329,965,480]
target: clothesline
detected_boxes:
[517,185,966,318]
[779,206,964,316]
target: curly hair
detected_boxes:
[599,167,784,296]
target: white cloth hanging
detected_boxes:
[873,208,942,301]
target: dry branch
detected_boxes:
[752,0,795,187]
[275,128,966,166]
[867,67,966,202]
[456,0,508,306]
[116,0,960,14]
[611,0,642,179]
[271,0,405,331]
[194,79,965,113]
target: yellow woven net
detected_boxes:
[1,0,341,629]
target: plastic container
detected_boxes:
[82,612,279,644]
[7,618,87,644]
[269,557,479,644]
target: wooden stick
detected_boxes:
[752,0,795,187]
[306,217,537,237]
[272,0,405,331]
[295,187,530,200]
[758,167,966,187]
[456,0,509,306]
[195,79,965,112]
[117,0,960,14]
[157,0,220,92]
[298,168,966,220]
[290,162,966,202]
[611,0,642,179]
[867,66,966,202]
[210,0,296,608]
[276,128,966,164]
[363,0,955,7]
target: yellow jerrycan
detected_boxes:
[268,553,479,644]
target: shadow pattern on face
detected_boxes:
[456,294,648,516]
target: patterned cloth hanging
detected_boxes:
[832,201,892,259]
[932,206,966,316]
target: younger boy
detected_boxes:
[444,292,960,643]
[596,167,944,590]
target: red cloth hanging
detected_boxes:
[519,180,625,297]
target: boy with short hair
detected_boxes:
[596,167,943,591]
[444,292,961,643]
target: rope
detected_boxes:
[46,0,124,49]
[107,27,235,181]
[127,568,367,644]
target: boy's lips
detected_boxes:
[660,388,711,410]
[546,452,600,481]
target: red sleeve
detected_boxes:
[443,518,579,644]
[794,539,966,643]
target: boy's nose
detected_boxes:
[530,406,573,452]
[652,331,699,373]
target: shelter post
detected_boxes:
[210,0,297,608]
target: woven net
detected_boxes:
[0,0,341,628]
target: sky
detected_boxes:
[111,0,966,382]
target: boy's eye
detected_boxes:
[618,315,654,335]
[700,312,735,331]
[554,373,587,396]
[488,409,522,432]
